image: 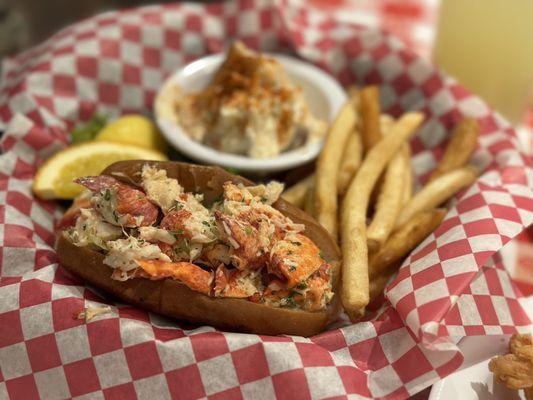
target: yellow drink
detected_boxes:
[434,0,533,123]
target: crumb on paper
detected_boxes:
[73,305,112,322]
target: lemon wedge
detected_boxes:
[95,115,168,153]
[33,141,167,200]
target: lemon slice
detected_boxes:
[95,115,168,153]
[33,141,168,200]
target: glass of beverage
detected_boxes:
[433,0,533,124]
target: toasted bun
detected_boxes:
[56,160,341,336]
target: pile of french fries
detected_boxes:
[282,86,479,321]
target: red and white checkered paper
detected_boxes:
[0,1,532,399]
[308,0,439,61]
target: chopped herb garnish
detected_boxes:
[178,239,190,254]
[261,196,268,203]
[112,210,119,223]
[287,250,293,256]
[288,265,297,272]
[291,241,302,246]
[244,226,252,235]
[297,282,307,290]
[169,201,183,212]
[319,251,326,260]
[103,189,111,201]
[170,229,185,238]
[202,221,210,227]
[283,293,296,307]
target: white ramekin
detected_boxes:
[155,52,346,174]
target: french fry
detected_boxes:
[337,131,363,196]
[379,114,394,135]
[367,113,394,209]
[395,165,478,228]
[401,144,413,206]
[430,118,479,181]
[346,85,359,99]
[282,174,314,208]
[315,100,358,239]
[366,150,408,253]
[340,112,424,320]
[304,184,316,218]
[337,89,362,196]
[369,208,446,279]
[360,86,382,152]
[366,118,409,252]
[369,266,397,302]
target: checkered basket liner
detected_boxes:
[0,1,532,399]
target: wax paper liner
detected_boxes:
[0,1,532,399]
